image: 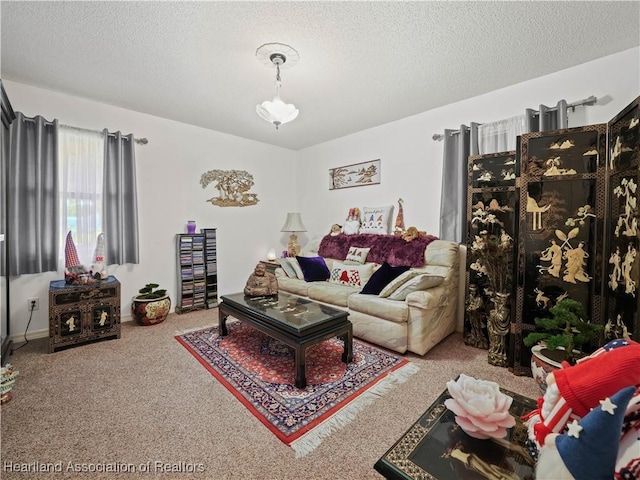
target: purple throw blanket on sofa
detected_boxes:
[318,234,438,267]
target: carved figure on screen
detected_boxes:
[501,168,516,181]
[609,246,622,291]
[604,314,630,341]
[563,241,591,284]
[527,195,551,231]
[244,263,278,297]
[621,244,636,296]
[539,239,562,278]
[543,157,576,176]
[445,443,519,480]
[534,288,551,309]
[465,285,488,350]
[477,171,493,182]
[613,178,638,237]
[99,310,108,327]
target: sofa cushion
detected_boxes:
[344,246,370,265]
[329,261,374,288]
[278,258,297,278]
[307,283,359,307]
[388,274,445,301]
[348,294,409,323]
[275,276,311,297]
[379,270,419,298]
[361,262,410,295]
[296,256,330,282]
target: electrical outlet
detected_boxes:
[28,297,39,311]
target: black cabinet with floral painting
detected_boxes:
[511,124,607,375]
[604,96,640,342]
[464,150,518,367]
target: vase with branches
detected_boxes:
[469,208,514,366]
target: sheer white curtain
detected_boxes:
[478,115,526,154]
[58,126,104,267]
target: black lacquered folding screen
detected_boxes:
[512,125,607,375]
[604,97,640,342]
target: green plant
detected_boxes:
[523,298,602,362]
[136,283,167,300]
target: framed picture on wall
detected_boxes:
[329,159,380,190]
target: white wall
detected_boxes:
[5,46,639,340]
[297,47,640,237]
[4,80,299,338]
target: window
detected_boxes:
[58,126,104,267]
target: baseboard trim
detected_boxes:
[10,313,134,342]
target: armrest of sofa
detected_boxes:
[405,285,450,310]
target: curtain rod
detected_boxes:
[19,116,148,145]
[61,124,148,145]
[431,95,597,141]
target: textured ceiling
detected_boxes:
[1,1,639,150]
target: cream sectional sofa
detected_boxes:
[275,238,460,355]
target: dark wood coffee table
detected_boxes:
[218,292,353,388]
[374,387,536,480]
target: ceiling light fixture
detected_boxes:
[256,43,299,130]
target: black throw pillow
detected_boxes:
[360,262,410,295]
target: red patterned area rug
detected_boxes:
[176,322,418,457]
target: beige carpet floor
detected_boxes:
[1,309,539,480]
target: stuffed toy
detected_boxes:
[535,386,637,479]
[90,233,108,279]
[329,224,342,236]
[524,338,640,477]
[401,226,426,242]
[64,231,90,284]
[343,207,360,235]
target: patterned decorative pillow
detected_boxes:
[388,274,445,301]
[378,270,419,298]
[287,257,305,280]
[360,205,394,234]
[329,261,374,288]
[344,246,370,265]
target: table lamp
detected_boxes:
[281,212,307,257]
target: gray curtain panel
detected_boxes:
[438,100,569,243]
[525,100,568,132]
[103,130,139,265]
[9,113,59,275]
[439,123,479,243]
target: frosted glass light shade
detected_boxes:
[256,95,299,129]
[267,248,277,261]
[281,212,307,233]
